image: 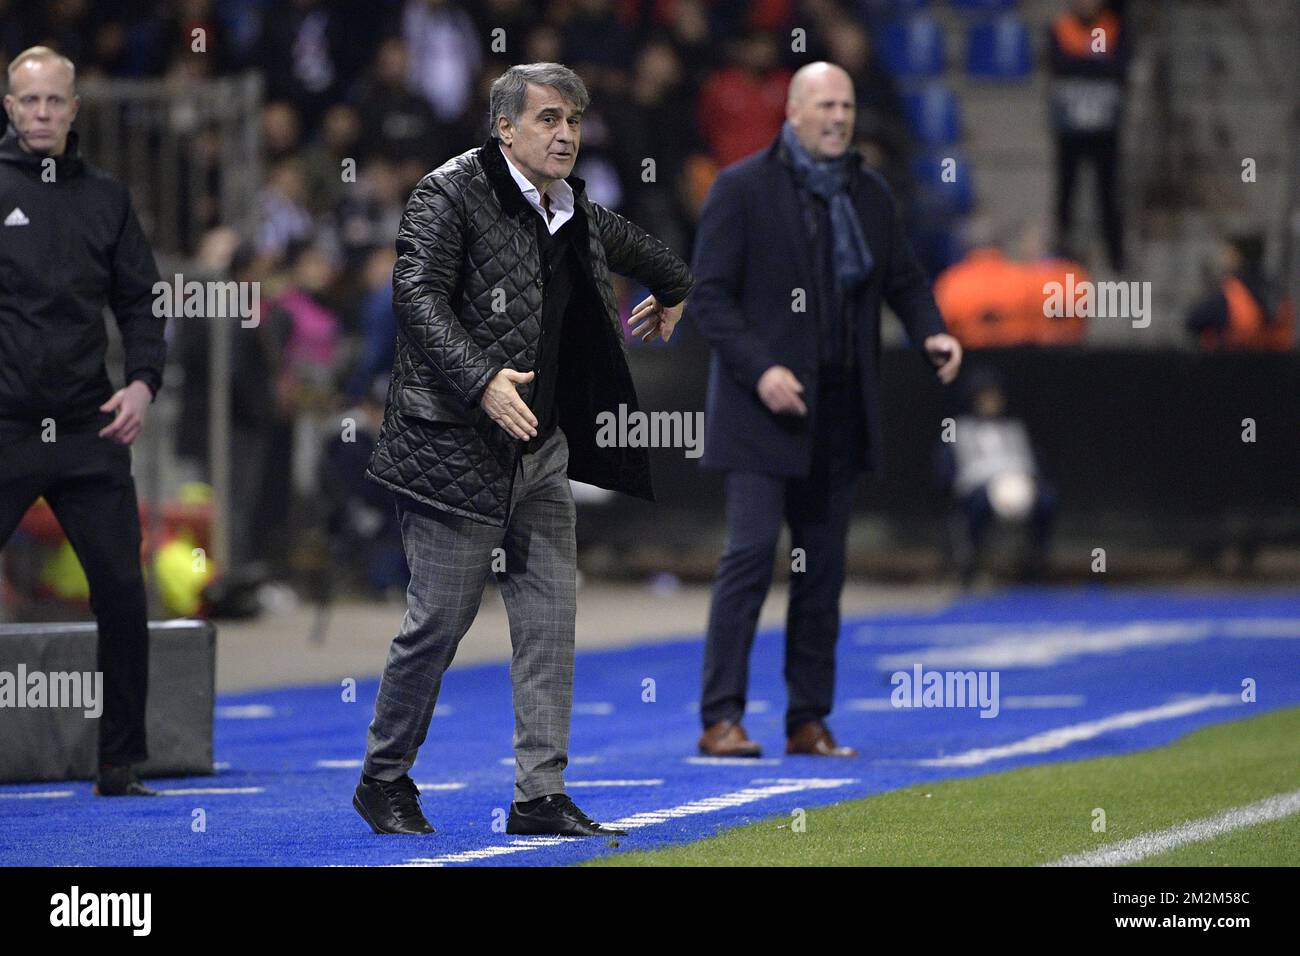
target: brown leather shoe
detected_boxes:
[786,722,859,757]
[698,720,763,757]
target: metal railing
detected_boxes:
[75,72,263,255]
[77,72,265,588]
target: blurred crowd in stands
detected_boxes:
[1,0,1291,599]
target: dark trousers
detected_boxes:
[0,420,149,765]
[1055,130,1125,271]
[701,370,864,735]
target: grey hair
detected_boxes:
[488,63,589,139]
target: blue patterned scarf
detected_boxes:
[779,121,873,292]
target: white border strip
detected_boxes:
[0,790,74,799]
[914,693,1240,767]
[396,778,858,866]
[567,780,663,788]
[1045,788,1300,866]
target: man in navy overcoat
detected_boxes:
[690,62,963,758]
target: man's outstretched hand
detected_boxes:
[924,333,963,385]
[98,380,153,445]
[481,368,538,441]
[626,294,684,343]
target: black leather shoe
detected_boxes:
[353,773,435,834]
[506,793,627,837]
[93,764,159,797]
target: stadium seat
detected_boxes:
[967,14,1035,80]
[902,82,962,147]
[949,0,1017,14]
[912,151,975,217]
[860,0,931,24]
[878,15,946,79]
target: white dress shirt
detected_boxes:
[499,143,575,235]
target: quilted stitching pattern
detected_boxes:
[367,139,694,525]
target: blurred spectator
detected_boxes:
[164,0,233,77]
[662,0,719,85]
[823,15,905,157]
[28,0,95,66]
[570,98,626,210]
[261,100,303,164]
[465,0,542,52]
[354,38,442,166]
[175,233,280,567]
[1020,223,1089,346]
[938,371,1057,584]
[401,0,481,125]
[303,103,362,216]
[1187,233,1295,351]
[853,118,917,243]
[936,218,1089,348]
[258,158,314,257]
[697,31,791,168]
[335,158,406,270]
[562,0,635,94]
[178,121,227,253]
[523,22,563,64]
[610,40,702,255]
[1048,0,1130,271]
[318,375,408,599]
[251,243,345,561]
[346,247,399,399]
[260,0,354,132]
[935,242,1033,349]
[274,244,343,402]
[0,1,27,64]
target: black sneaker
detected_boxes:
[506,793,627,837]
[353,773,435,834]
[93,764,159,797]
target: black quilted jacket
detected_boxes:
[366,137,695,525]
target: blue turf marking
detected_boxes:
[2,587,1298,866]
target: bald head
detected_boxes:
[4,46,79,156]
[786,62,855,160]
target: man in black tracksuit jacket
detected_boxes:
[0,48,165,796]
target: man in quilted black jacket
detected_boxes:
[354,63,693,837]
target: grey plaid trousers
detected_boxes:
[362,427,577,802]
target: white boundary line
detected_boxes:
[877,622,1214,671]
[865,618,1300,670]
[567,780,663,788]
[395,778,858,866]
[913,693,1241,767]
[215,705,275,719]
[1044,788,1300,866]
[848,694,1086,712]
[0,790,74,799]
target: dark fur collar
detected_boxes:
[479,135,587,219]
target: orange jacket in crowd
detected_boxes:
[934,247,1089,348]
[1196,276,1296,351]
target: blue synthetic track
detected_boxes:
[2,586,1298,866]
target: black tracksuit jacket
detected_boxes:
[0,123,164,432]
